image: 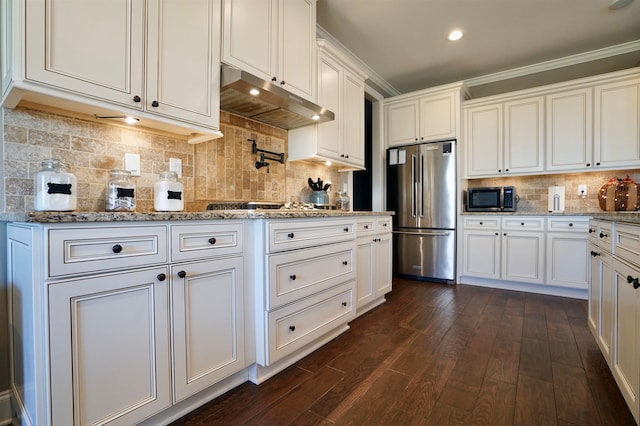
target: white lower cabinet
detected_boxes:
[356,217,392,314]
[48,268,172,426]
[8,221,247,425]
[589,220,614,363]
[461,215,589,296]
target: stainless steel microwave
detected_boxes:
[466,186,516,212]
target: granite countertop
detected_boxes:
[21,210,395,223]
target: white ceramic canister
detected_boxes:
[154,171,184,211]
[106,169,136,212]
[34,159,77,211]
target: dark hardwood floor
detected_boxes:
[171,278,635,425]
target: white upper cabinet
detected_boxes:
[385,88,461,147]
[465,96,543,177]
[288,40,367,169]
[222,0,316,101]
[594,78,640,169]
[1,0,12,101]
[14,0,222,138]
[546,88,593,171]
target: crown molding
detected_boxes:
[465,39,640,87]
[316,25,401,97]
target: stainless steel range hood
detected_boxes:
[220,66,334,130]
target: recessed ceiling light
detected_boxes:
[609,0,634,9]
[249,88,260,96]
[448,30,463,41]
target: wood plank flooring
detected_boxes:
[171,278,635,425]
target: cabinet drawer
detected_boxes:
[463,217,500,230]
[267,241,355,309]
[376,217,392,233]
[48,226,167,278]
[267,282,355,364]
[502,217,545,231]
[597,221,614,253]
[547,217,589,233]
[356,219,376,236]
[589,220,599,244]
[267,219,355,252]
[614,223,640,266]
[171,222,243,262]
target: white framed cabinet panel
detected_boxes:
[356,217,392,314]
[465,103,503,176]
[419,91,457,142]
[546,88,593,172]
[171,256,245,403]
[48,268,172,426]
[385,100,420,146]
[594,78,640,170]
[503,96,544,175]
[546,217,590,289]
[501,230,544,285]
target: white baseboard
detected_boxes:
[0,390,12,426]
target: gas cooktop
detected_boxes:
[205,201,336,211]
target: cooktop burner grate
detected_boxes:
[206,201,284,210]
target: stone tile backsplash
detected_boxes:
[469,170,640,213]
[2,106,340,213]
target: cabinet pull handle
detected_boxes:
[498,169,502,173]
[634,279,640,290]
[157,273,166,281]
[521,222,525,226]
[495,232,499,236]
[133,95,141,103]
[591,251,600,257]
[503,233,507,236]
[342,261,348,266]
[288,232,295,239]
[290,274,296,280]
[112,244,123,254]
[627,275,634,284]
[600,232,608,238]
[177,271,186,278]
[589,228,595,233]
[343,227,349,232]
[586,163,591,167]
[272,76,277,82]
[289,325,296,332]
[596,162,601,166]
[208,237,217,245]
[364,225,369,229]
[569,223,573,227]
[342,301,348,307]
[383,223,388,227]
[505,169,509,172]
[479,221,483,225]
[151,100,159,107]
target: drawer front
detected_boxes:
[267,282,355,364]
[48,226,168,277]
[463,217,500,230]
[589,220,599,244]
[267,219,355,252]
[598,221,614,253]
[614,223,640,265]
[171,222,243,262]
[547,217,589,233]
[356,219,376,236]
[376,217,392,234]
[267,241,355,309]
[502,217,545,231]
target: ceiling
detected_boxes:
[316,0,640,98]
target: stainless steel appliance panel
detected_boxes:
[417,141,456,229]
[393,144,421,229]
[394,229,455,282]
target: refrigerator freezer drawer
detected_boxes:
[393,230,455,282]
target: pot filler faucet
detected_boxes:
[250,139,284,173]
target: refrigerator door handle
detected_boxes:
[393,230,452,237]
[419,153,424,218]
[411,154,417,218]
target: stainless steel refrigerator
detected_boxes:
[387,140,456,283]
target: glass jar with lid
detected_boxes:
[154,171,184,211]
[336,191,350,211]
[34,159,77,211]
[106,170,136,212]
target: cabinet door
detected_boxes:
[146,0,220,129]
[25,0,145,108]
[462,229,501,279]
[1,0,11,101]
[278,0,315,100]
[419,92,456,142]
[342,69,365,166]
[465,104,503,177]
[316,53,342,160]
[501,231,544,284]
[375,232,393,296]
[222,0,276,81]
[504,96,544,174]
[589,244,601,338]
[600,251,614,364]
[386,100,419,147]
[612,259,640,423]
[356,237,375,308]
[594,78,640,169]
[546,88,593,171]
[171,257,244,403]
[48,268,171,426]
[546,232,589,289]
